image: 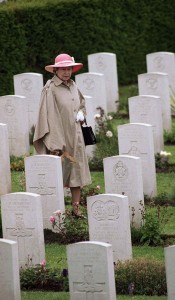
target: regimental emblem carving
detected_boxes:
[113,160,128,181]
[153,56,165,70]
[91,200,120,221]
[4,99,15,116]
[146,77,158,90]
[73,265,105,299]
[21,78,33,92]
[95,55,106,71]
[83,77,95,90]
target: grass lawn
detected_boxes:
[44,243,166,269]
[21,291,167,300]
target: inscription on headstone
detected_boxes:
[25,155,65,229]
[1,192,45,267]
[87,194,132,262]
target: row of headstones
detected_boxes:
[1,190,132,262]
[0,53,118,158]
[0,73,43,157]
[1,119,153,231]
[1,226,175,299]
[0,237,117,300]
[0,51,174,159]
[0,135,172,297]
[76,51,174,160]
[0,150,154,299]
[0,51,174,298]
[0,121,155,224]
[0,148,133,300]
[76,51,175,118]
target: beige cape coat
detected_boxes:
[33,75,91,187]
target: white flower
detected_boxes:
[160,150,171,157]
[53,210,61,216]
[76,110,84,122]
[94,113,101,119]
[107,115,113,120]
[106,130,113,138]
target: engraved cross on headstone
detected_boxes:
[6,213,35,262]
[29,173,56,195]
[73,265,105,300]
[122,141,147,158]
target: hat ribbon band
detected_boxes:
[55,58,75,66]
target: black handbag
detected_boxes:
[81,122,97,146]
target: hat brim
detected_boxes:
[45,62,83,73]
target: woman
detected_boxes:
[33,53,91,216]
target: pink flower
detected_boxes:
[40,259,46,267]
[49,216,55,223]
[73,201,79,207]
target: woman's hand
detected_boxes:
[49,149,63,156]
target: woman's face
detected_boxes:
[56,67,73,83]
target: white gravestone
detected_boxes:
[0,95,29,157]
[67,241,117,300]
[75,72,107,114]
[0,123,11,195]
[1,192,45,268]
[0,239,21,300]
[146,52,175,113]
[103,155,144,228]
[87,194,132,262]
[88,52,119,113]
[138,72,172,132]
[128,95,164,154]
[84,95,96,159]
[25,155,65,229]
[13,72,43,130]
[118,123,157,197]
[164,245,175,300]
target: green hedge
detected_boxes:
[0,0,175,95]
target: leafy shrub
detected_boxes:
[89,107,118,171]
[80,184,101,206]
[145,191,175,207]
[10,156,25,171]
[155,151,172,172]
[140,206,163,246]
[115,258,166,296]
[45,208,89,244]
[164,128,175,145]
[20,263,69,291]
[131,201,172,246]
[130,226,143,245]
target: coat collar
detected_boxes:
[51,75,73,87]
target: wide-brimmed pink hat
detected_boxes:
[45,53,83,73]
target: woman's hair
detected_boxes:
[53,67,58,74]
